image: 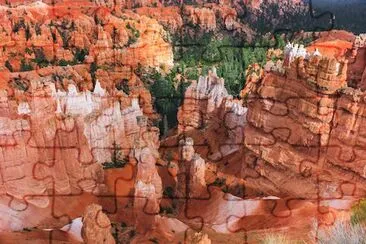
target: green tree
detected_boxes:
[58,59,72,66]
[5,60,13,72]
[20,59,33,71]
[73,48,88,63]
[25,24,31,40]
[90,62,98,88]
[275,34,286,49]
[102,142,126,169]
[201,39,222,63]
[150,75,177,135]
[33,48,49,68]
[115,79,130,95]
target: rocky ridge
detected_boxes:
[177,68,247,160]
[242,35,366,199]
[174,34,366,201]
[0,1,365,243]
[0,73,158,230]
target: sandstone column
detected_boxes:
[81,204,115,244]
[176,137,207,200]
[133,146,162,233]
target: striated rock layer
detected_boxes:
[81,204,115,244]
[0,72,156,230]
[243,46,366,199]
[166,36,365,241]
[0,1,174,72]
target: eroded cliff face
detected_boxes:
[244,0,302,9]
[349,34,366,89]
[163,36,366,241]
[81,204,115,244]
[0,73,160,230]
[177,69,247,160]
[0,0,365,242]
[0,0,255,57]
[0,0,255,239]
[174,34,366,201]
[0,1,173,72]
[243,40,366,199]
[0,3,167,233]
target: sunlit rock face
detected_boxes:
[0,1,174,72]
[0,75,155,231]
[133,146,163,233]
[175,37,366,204]
[188,231,212,244]
[177,69,228,133]
[81,204,115,244]
[0,1,364,242]
[0,0,175,234]
[242,40,366,199]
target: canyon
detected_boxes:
[0,0,365,243]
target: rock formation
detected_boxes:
[349,34,366,90]
[242,42,366,199]
[132,126,163,233]
[135,3,254,38]
[0,68,158,230]
[0,0,253,238]
[240,63,264,98]
[0,0,365,242]
[177,68,228,133]
[177,68,247,159]
[281,43,349,94]
[176,137,207,199]
[159,38,365,241]
[189,231,212,244]
[0,1,173,73]
[81,204,115,244]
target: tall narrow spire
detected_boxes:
[55,98,62,114]
[93,79,105,96]
[68,84,78,96]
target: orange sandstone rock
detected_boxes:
[81,204,115,244]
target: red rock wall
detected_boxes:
[243,63,366,199]
[0,2,173,73]
[0,81,158,230]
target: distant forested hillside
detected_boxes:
[312,0,366,33]
[246,0,365,34]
